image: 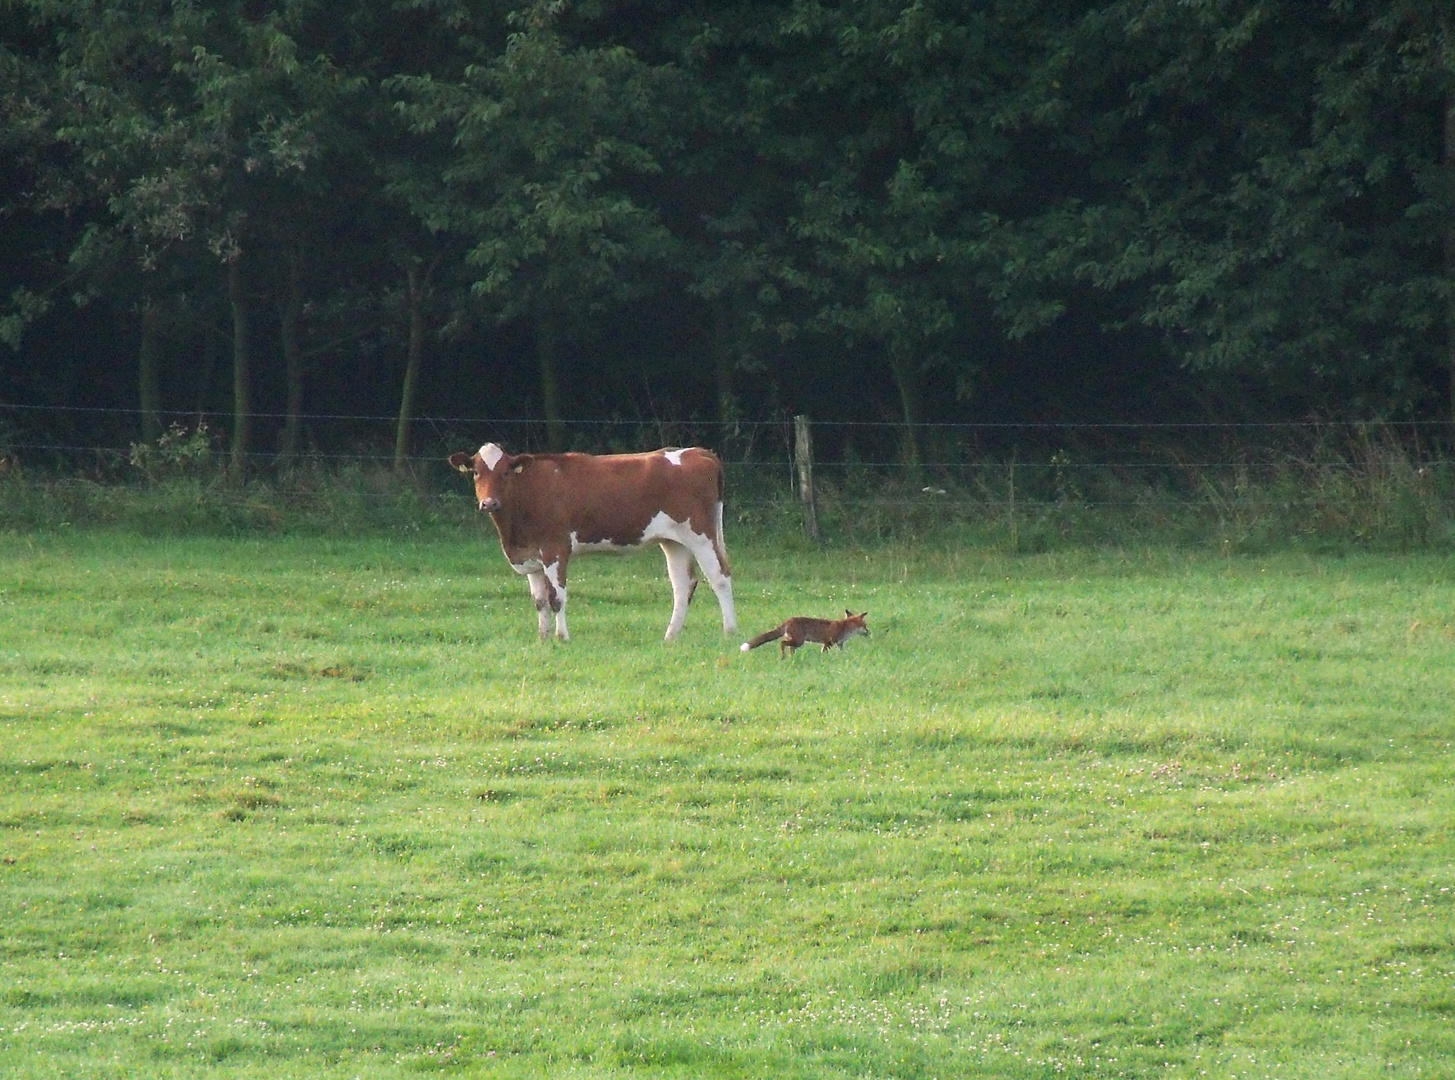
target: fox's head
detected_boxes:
[843,610,869,637]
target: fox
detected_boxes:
[740,610,869,656]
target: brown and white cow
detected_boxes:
[449,443,738,642]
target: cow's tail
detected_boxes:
[740,625,784,652]
[712,453,732,576]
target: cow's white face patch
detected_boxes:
[663,448,687,466]
[479,443,505,471]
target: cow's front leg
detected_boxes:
[543,558,569,641]
[525,570,553,640]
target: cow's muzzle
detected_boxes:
[478,497,501,513]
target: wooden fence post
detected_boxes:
[794,413,820,541]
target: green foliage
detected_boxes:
[0,533,1451,1077]
[994,0,1455,404]
[0,287,51,349]
[0,457,469,537]
[390,2,678,320]
[2,0,1454,437]
[127,421,215,481]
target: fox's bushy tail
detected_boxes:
[740,625,785,652]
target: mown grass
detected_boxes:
[1,528,1452,1078]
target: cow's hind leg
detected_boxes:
[688,535,737,635]
[660,540,695,641]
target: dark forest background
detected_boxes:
[2,0,1454,472]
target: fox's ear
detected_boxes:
[846,609,853,618]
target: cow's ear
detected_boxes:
[509,454,534,474]
[448,452,474,474]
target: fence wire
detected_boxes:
[4,402,1454,512]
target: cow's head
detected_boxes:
[449,443,532,514]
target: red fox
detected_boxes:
[740,610,869,656]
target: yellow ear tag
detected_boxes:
[513,464,525,473]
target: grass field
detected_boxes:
[1,528,1452,1078]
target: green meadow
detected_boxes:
[1,529,1452,1078]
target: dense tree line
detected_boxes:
[2,1,1453,467]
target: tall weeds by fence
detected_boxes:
[782,425,1455,552]
[1,406,1452,550]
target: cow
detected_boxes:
[449,443,738,642]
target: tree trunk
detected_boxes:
[227,255,252,475]
[394,261,427,472]
[278,251,305,465]
[195,321,218,426]
[537,316,566,451]
[1445,92,1455,423]
[138,297,162,444]
[888,346,923,482]
[713,298,738,448]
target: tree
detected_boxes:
[990,0,1455,417]
[2,0,218,440]
[1357,1,1455,417]
[661,2,822,445]
[4,0,379,468]
[393,1,679,449]
[8,0,1455,452]
[685,1,1042,465]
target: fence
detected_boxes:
[3,402,1454,548]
